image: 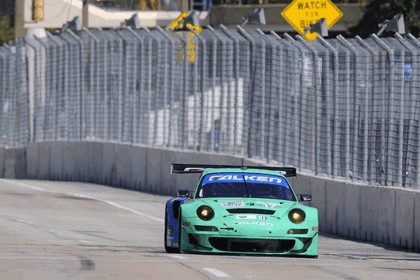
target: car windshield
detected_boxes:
[196,173,295,201]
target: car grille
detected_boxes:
[209,237,295,253]
[226,208,275,215]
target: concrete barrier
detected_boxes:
[37,142,51,180]
[395,189,415,249]
[145,148,164,194]
[360,185,381,242]
[49,142,64,180]
[114,144,134,188]
[26,143,38,178]
[3,147,26,179]
[62,142,77,181]
[342,183,361,239]
[0,141,419,252]
[130,145,147,191]
[324,180,347,235]
[378,187,397,245]
[0,148,4,178]
[415,192,420,251]
[102,142,117,186]
[85,142,103,183]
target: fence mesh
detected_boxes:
[1,28,420,189]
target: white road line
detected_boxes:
[168,255,189,260]
[67,192,164,223]
[1,179,45,191]
[203,268,230,278]
[103,200,164,223]
[1,180,164,223]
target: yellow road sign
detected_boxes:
[281,0,343,40]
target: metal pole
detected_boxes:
[371,34,398,186]
[236,25,255,159]
[83,0,89,29]
[337,34,364,182]
[15,0,25,38]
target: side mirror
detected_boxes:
[177,189,190,197]
[299,194,312,202]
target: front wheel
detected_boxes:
[164,206,180,253]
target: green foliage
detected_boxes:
[349,0,420,37]
[0,15,14,45]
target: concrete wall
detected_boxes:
[24,142,245,196]
[290,175,420,252]
[1,142,419,252]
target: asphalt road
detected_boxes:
[0,179,419,280]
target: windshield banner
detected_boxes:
[202,173,288,187]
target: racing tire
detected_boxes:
[164,206,180,253]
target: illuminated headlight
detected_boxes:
[288,209,306,224]
[196,205,215,221]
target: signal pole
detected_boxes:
[83,0,89,28]
[15,0,25,38]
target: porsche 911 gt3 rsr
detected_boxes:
[164,164,318,257]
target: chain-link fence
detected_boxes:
[0,27,419,189]
[0,40,29,148]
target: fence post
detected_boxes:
[184,26,207,152]
[236,25,258,159]
[394,33,420,187]
[293,34,321,175]
[126,27,148,145]
[337,34,368,183]
[371,34,400,186]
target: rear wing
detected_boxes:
[171,163,297,177]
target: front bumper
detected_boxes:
[179,218,319,256]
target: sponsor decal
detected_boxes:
[221,201,245,207]
[236,215,257,220]
[233,221,274,227]
[201,173,289,188]
[256,202,282,208]
[208,175,282,184]
[258,216,267,220]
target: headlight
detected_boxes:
[196,205,215,221]
[288,209,306,224]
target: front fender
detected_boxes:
[166,197,188,247]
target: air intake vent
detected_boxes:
[227,208,275,215]
[209,237,295,253]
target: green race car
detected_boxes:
[164,164,319,257]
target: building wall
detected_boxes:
[15,0,208,38]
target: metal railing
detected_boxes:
[0,27,419,189]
